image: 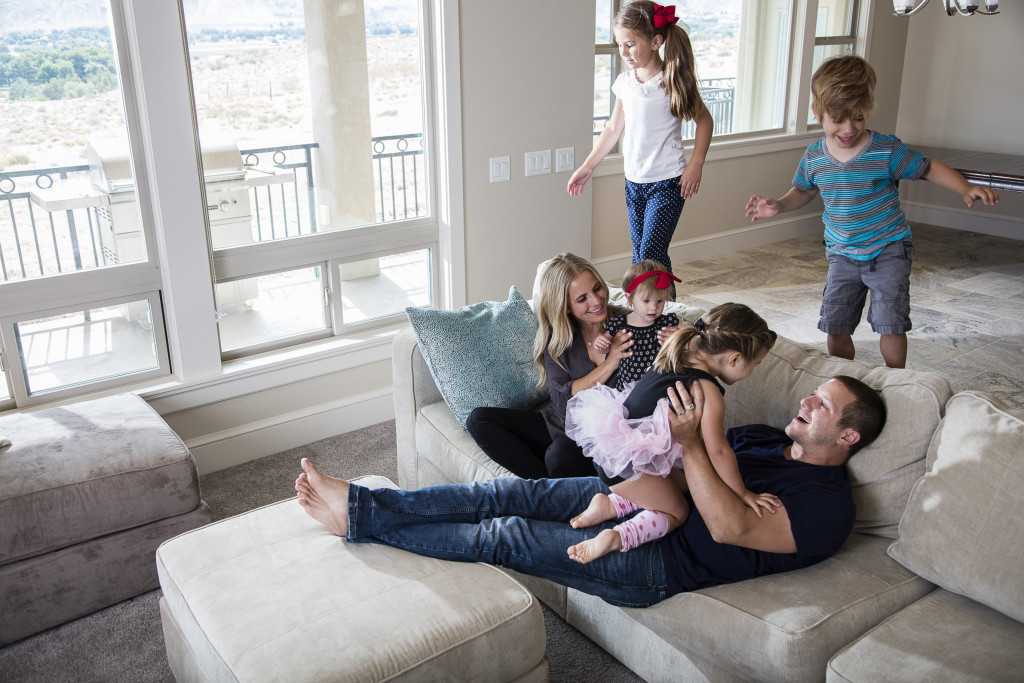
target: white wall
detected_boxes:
[894,6,1024,238]
[458,0,595,303]
[896,5,1024,155]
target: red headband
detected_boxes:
[652,3,679,29]
[626,270,681,293]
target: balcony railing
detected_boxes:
[0,135,426,283]
[593,77,736,139]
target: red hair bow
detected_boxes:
[626,270,682,293]
[652,4,679,29]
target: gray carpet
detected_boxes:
[0,420,641,683]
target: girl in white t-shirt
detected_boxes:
[568,1,712,289]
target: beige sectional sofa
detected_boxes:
[392,286,1024,681]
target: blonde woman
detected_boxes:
[466,253,634,478]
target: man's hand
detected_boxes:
[667,380,704,448]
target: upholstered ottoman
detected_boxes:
[0,393,211,644]
[156,475,548,682]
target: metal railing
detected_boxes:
[0,135,426,283]
[593,77,736,139]
[372,133,426,222]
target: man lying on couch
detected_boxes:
[294,376,885,608]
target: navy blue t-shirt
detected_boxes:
[659,424,855,595]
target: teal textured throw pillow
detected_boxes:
[406,286,547,428]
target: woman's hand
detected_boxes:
[657,325,679,345]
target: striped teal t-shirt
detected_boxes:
[793,132,930,260]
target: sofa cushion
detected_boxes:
[406,286,547,428]
[157,475,547,683]
[826,589,1024,682]
[585,533,933,683]
[725,336,952,538]
[888,391,1024,623]
[0,393,202,566]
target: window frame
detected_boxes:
[0,0,465,411]
[0,290,170,407]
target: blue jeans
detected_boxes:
[347,477,671,608]
[625,176,685,274]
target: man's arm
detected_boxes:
[667,382,797,554]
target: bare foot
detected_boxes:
[570,493,617,529]
[567,529,622,564]
[294,458,350,537]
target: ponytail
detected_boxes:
[615,1,704,122]
[653,303,777,374]
[662,23,703,121]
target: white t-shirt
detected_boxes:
[612,70,688,184]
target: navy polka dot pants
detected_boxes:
[625,176,685,274]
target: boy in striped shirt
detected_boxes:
[745,55,999,368]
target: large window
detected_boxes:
[183,0,435,358]
[0,0,169,407]
[592,0,863,143]
[0,0,446,409]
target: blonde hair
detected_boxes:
[811,54,876,122]
[654,302,776,374]
[615,1,704,121]
[534,253,623,389]
[622,259,671,302]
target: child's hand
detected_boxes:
[679,165,703,199]
[741,490,781,519]
[605,329,634,367]
[567,166,593,197]
[657,325,679,345]
[745,195,780,222]
[592,332,613,353]
[963,185,999,208]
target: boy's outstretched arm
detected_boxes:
[923,160,1000,208]
[745,187,819,222]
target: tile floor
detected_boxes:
[671,223,1024,408]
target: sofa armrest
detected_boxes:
[393,325,445,488]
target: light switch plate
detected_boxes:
[525,150,551,177]
[555,147,575,173]
[489,156,510,183]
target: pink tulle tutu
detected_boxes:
[565,383,682,480]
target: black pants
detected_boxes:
[466,406,597,480]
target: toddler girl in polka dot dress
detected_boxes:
[596,260,681,391]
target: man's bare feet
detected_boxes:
[569,493,617,529]
[294,457,350,537]
[567,529,622,564]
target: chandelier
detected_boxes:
[893,0,999,15]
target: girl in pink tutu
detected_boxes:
[564,302,780,563]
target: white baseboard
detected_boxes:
[591,214,823,277]
[187,388,395,475]
[903,201,1024,240]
